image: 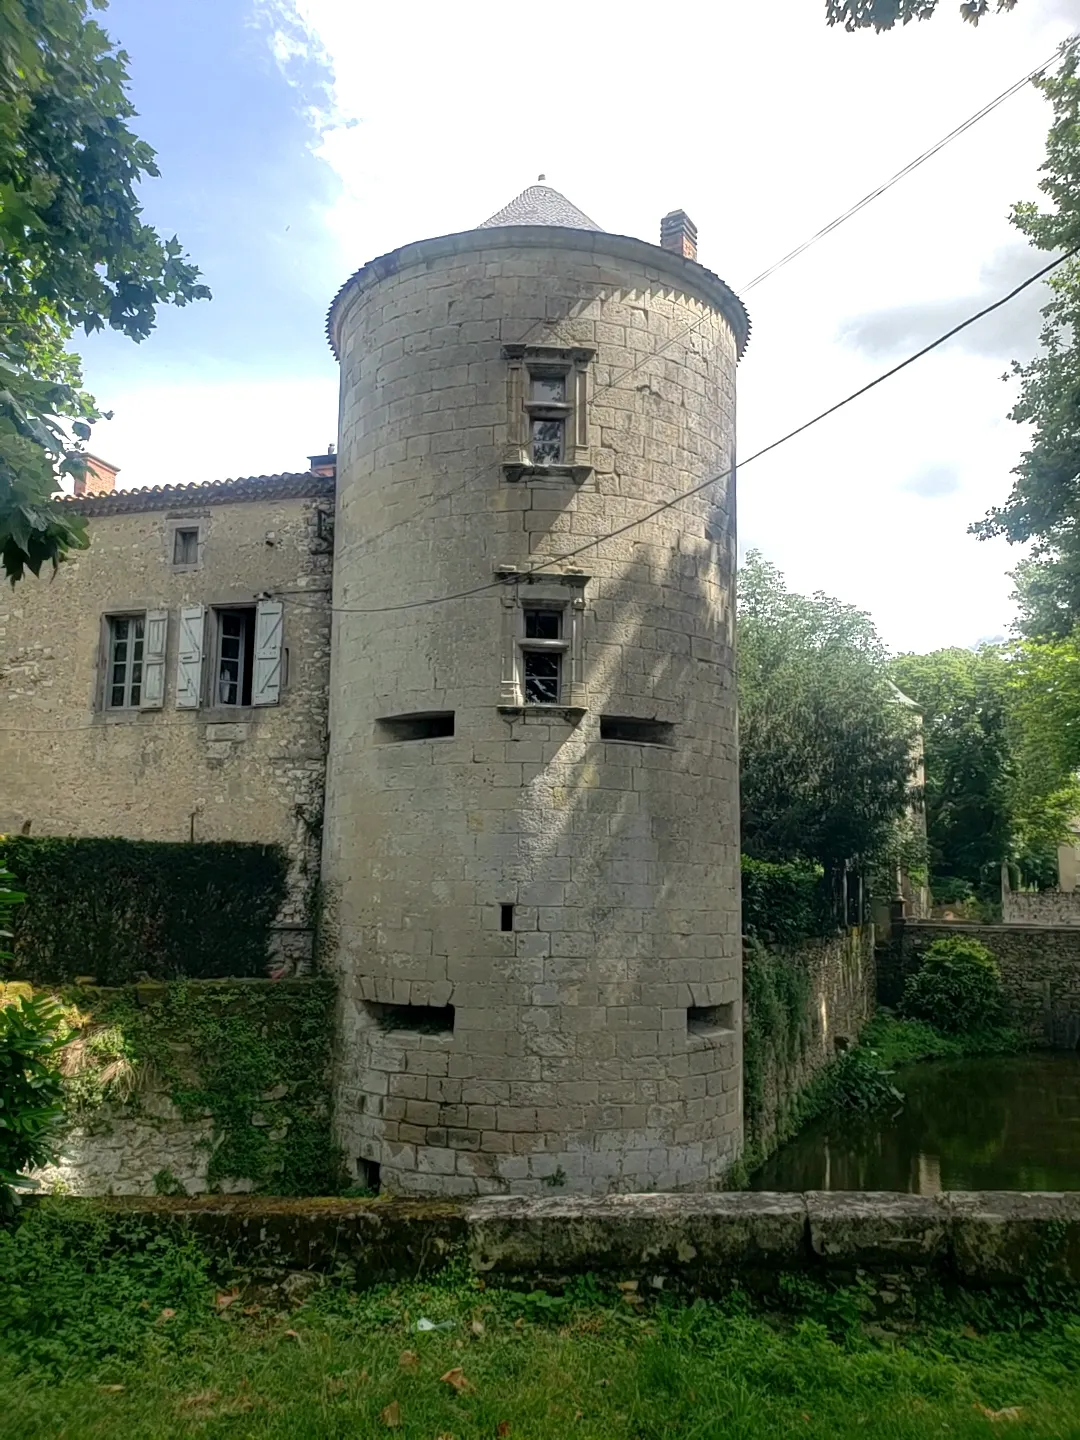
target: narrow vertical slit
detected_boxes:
[500,903,515,932]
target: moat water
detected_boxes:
[750,1053,1080,1193]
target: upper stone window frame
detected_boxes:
[502,344,595,484]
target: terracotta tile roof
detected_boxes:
[59,470,335,518]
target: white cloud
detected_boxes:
[102,0,1078,655]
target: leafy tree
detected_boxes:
[827,0,1017,30]
[890,648,1014,898]
[971,42,1080,631]
[0,0,209,583]
[738,552,917,878]
[891,643,1080,897]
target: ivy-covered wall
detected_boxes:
[0,837,289,984]
[743,926,876,1163]
[19,978,342,1198]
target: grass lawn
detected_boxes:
[3,1202,1080,1439]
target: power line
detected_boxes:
[278,247,1074,618]
[349,46,1060,554]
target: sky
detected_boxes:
[75,0,1080,655]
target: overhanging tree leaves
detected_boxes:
[738,552,917,876]
[0,0,209,583]
[827,0,1018,29]
[827,0,1017,30]
[971,41,1080,632]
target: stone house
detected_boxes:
[0,456,335,964]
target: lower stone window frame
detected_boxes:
[496,566,588,715]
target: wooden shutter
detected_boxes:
[176,604,205,709]
[252,598,284,707]
[140,609,168,709]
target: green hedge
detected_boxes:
[0,838,289,984]
[741,857,833,946]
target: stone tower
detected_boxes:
[323,184,749,1195]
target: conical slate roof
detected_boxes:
[479,183,602,232]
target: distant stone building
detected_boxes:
[2,183,749,1195]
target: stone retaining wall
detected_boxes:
[65,1191,1080,1288]
[750,926,875,1156]
[882,921,1080,1048]
[29,979,335,1197]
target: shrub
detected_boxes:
[0,837,288,983]
[900,936,1003,1033]
[0,993,68,1217]
[741,858,832,946]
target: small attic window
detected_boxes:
[173,528,199,565]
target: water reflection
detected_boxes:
[751,1053,1080,1193]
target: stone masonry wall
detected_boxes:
[751,926,876,1157]
[29,979,334,1197]
[1002,888,1080,928]
[883,921,1080,1048]
[0,490,332,966]
[325,228,745,1195]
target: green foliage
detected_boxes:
[0,1199,211,1369]
[826,0,1017,28]
[6,1206,1080,1436]
[890,648,1013,899]
[971,41,1080,631]
[0,837,289,983]
[901,937,1004,1033]
[862,1011,1024,1067]
[0,992,67,1215]
[738,552,918,877]
[0,0,209,583]
[890,645,1080,899]
[819,1044,904,1114]
[75,980,343,1195]
[740,857,831,946]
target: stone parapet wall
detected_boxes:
[750,926,876,1156]
[60,1190,1080,1289]
[1003,888,1080,928]
[882,921,1080,1048]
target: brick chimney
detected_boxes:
[660,210,698,261]
[308,445,337,478]
[72,453,119,497]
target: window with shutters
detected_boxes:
[213,608,256,707]
[175,599,283,710]
[103,610,167,711]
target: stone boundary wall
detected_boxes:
[751,926,875,1156]
[63,1191,1080,1288]
[1003,888,1080,929]
[882,921,1080,1048]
